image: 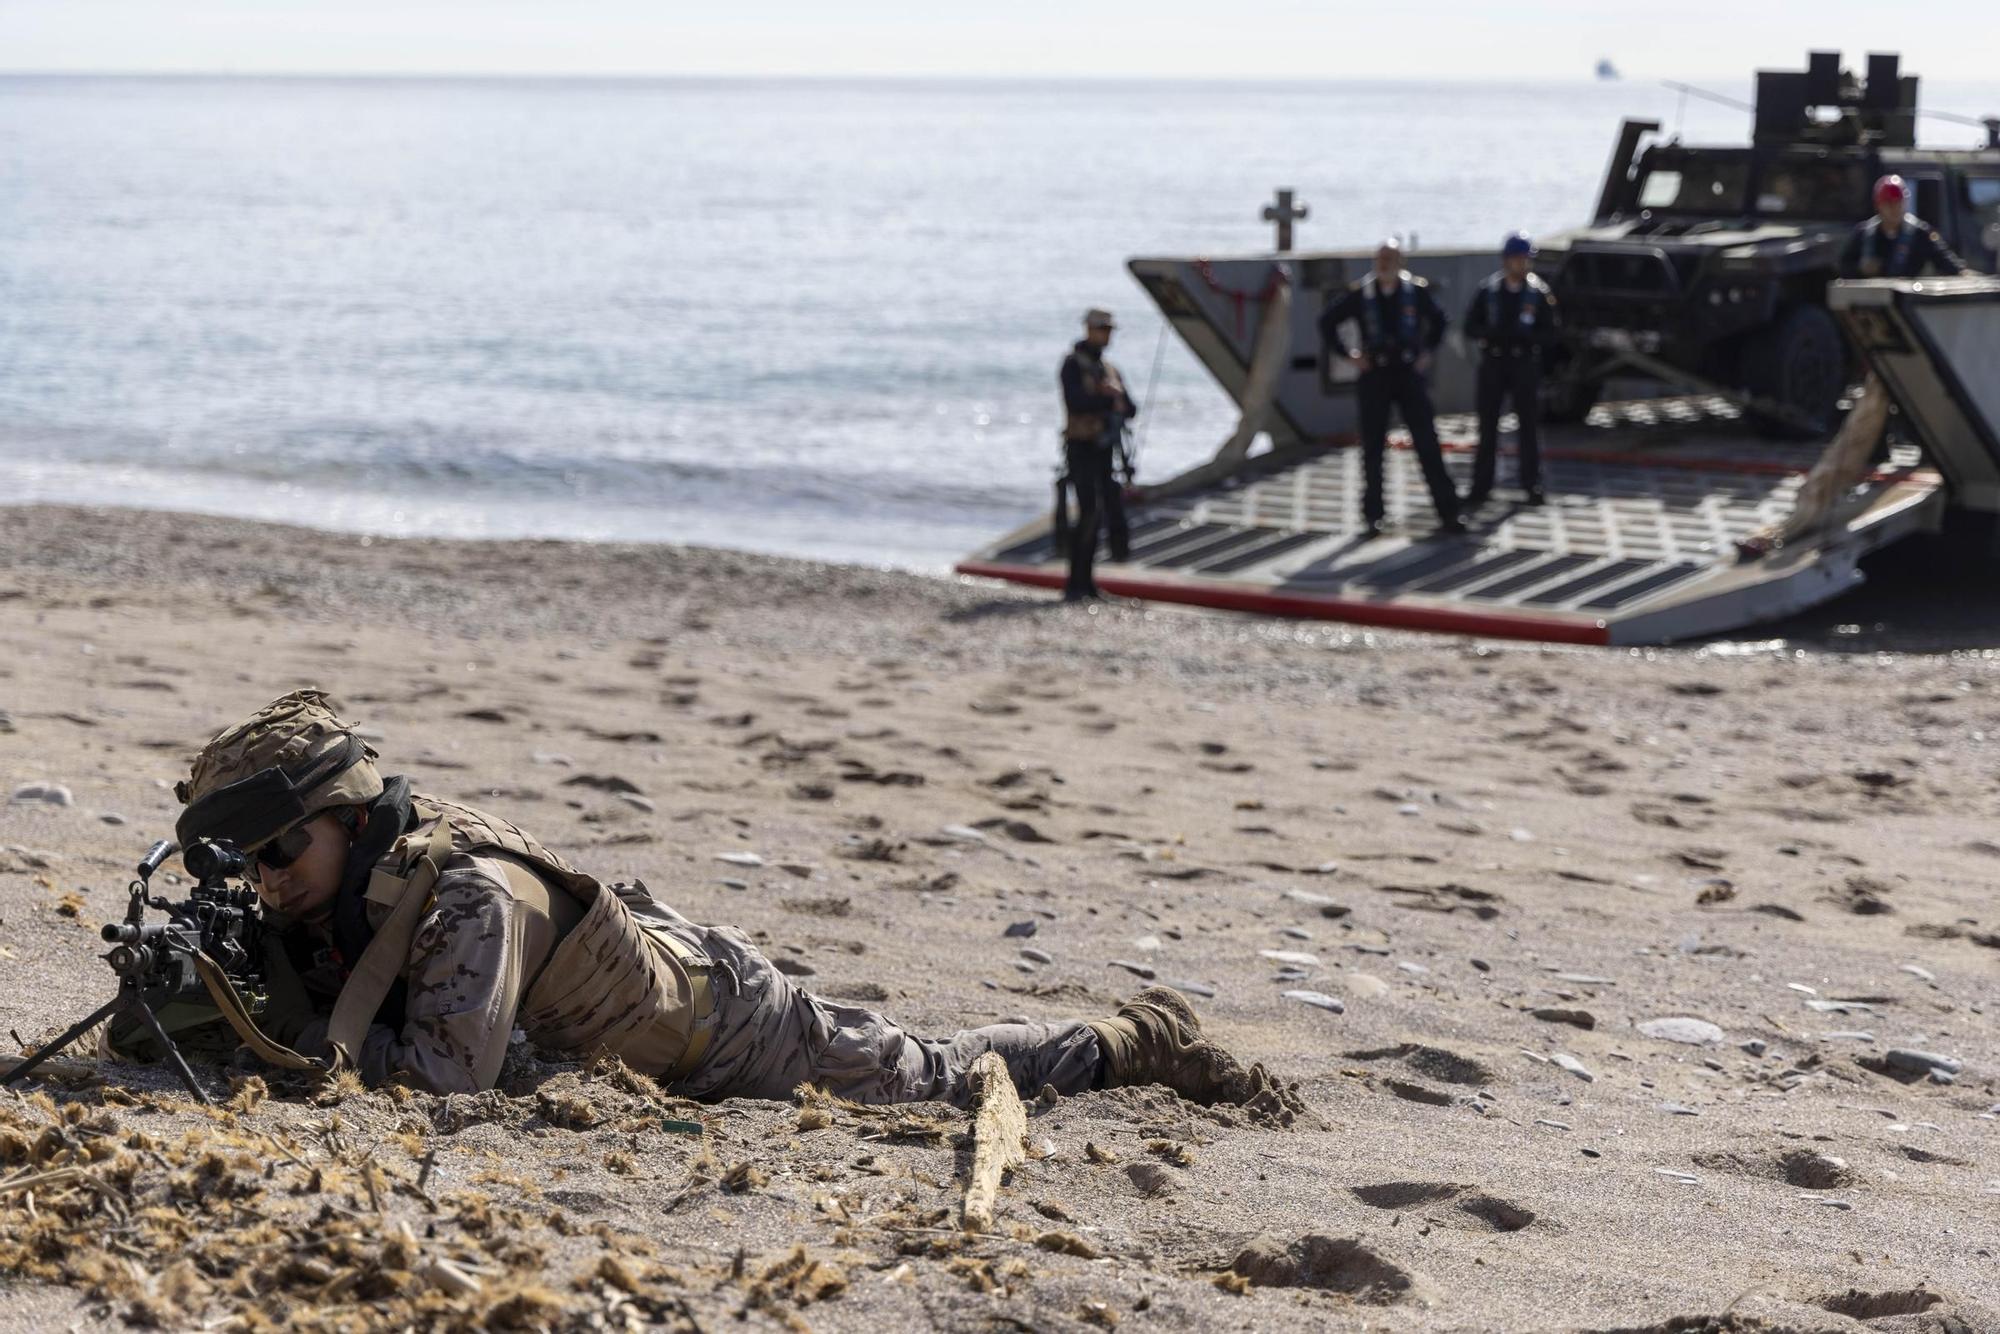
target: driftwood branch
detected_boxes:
[959,1051,1027,1233]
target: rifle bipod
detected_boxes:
[3,976,214,1104]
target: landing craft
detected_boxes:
[958,53,2000,646]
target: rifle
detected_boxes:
[1109,414,1136,487]
[3,838,270,1104]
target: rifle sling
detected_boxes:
[190,951,321,1072]
[324,815,454,1074]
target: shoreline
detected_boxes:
[9,499,2000,659]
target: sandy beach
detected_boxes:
[1,501,1996,1332]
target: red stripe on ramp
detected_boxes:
[954,560,1612,646]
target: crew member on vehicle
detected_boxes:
[1841,174,1973,278]
[1318,241,1463,537]
[1058,309,1138,602]
[158,691,1303,1117]
[1463,231,1560,510]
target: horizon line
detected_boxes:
[0,68,1743,86]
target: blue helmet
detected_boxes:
[1502,231,1535,258]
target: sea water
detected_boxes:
[3,75,1995,569]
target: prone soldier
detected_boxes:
[1318,241,1463,537]
[163,690,1301,1116]
[1463,231,1559,510]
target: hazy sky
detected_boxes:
[3,1,1996,82]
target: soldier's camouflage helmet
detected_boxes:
[173,688,382,854]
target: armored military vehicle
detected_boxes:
[1538,51,2000,435]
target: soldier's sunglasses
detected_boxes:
[249,823,315,877]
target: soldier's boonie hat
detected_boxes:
[1083,308,1116,329]
[174,688,382,853]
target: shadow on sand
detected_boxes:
[1729,536,2000,654]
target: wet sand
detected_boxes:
[1,503,1996,1332]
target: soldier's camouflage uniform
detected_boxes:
[259,793,1104,1102]
[159,688,1303,1124]
[171,690,1157,1107]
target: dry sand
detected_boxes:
[0,502,1996,1333]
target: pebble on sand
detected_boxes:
[715,851,765,867]
[1280,990,1344,1014]
[10,783,74,807]
[1883,1049,1962,1077]
[1653,1169,1700,1184]
[1003,920,1038,938]
[1637,1017,1726,1046]
[1259,949,1320,967]
[1019,947,1054,965]
[1551,1054,1595,1082]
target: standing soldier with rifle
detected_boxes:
[1464,231,1560,511]
[1058,308,1138,602]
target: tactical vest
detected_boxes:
[1063,348,1128,444]
[1359,274,1423,363]
[1860,216,1922,277]
[351,795,715,1081]
[1482,272,1547,332]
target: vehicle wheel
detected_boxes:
[1540,360,1601,424]
[1740,303,1843,439]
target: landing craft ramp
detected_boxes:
[957,269,1998,645]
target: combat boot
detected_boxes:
[1089,988,1310,1125]
[1087,986,1237,1103]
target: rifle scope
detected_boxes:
[181,838,246,882]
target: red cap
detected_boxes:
[1873,174,1909,206]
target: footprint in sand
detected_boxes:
[1350,1182,1537,1232]
[1342,1043,1495,1086]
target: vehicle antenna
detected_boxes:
[1660,80,1755,115]
[1915,106,2000,148]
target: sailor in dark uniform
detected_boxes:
[1841,174,1972,279]
[1318,240,1462,537]
[1463,231,1560,510]
[1058,308,1138,601]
